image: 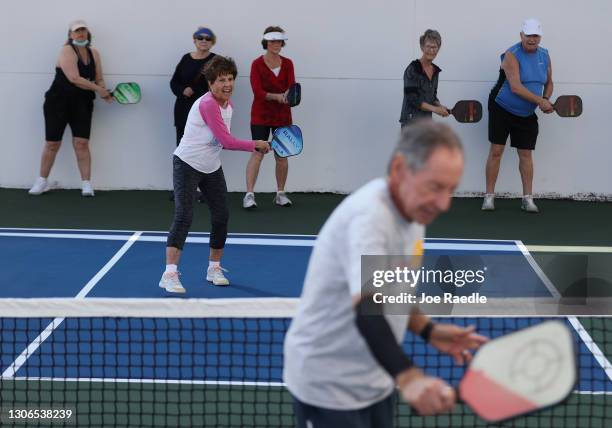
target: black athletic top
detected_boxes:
[46,44,96,100]
[399,59,441,125]
[170,52,216,128]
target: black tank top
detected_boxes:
[46,44,96,100]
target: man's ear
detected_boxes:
[389,154,408,182]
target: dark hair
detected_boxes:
[65,28,92,46]
[203,56,238,84]
[261,26,286,50]
[419,29,442,48]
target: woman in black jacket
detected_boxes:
[170,27,217,146]
[399,29,449,127]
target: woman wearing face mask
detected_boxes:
[243,26,296,209]
[29,20,112,197]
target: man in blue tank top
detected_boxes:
[482,18,554,213]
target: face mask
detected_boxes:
[72,39,89,47]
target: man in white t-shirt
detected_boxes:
[284,121,487,427]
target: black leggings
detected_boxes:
[167,156,229,250]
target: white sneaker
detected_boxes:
[159,271,186,293]
[28,177,49,195]
[274,191,292,207]
[82,181,95,197]
[481,194,495,211]
[207,266,229,286]
[521,197,539,213]
[243,192,257,209]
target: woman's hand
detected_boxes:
[268,93,287,104]
[434,105,450,117]
[183,87,194,97]
[97,87,113,102]
[255,140,271,154]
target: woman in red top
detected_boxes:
[243,26,296,209]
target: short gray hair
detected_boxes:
[420,29,442,48]
[389,121,463,173]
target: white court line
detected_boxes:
[2,228,609,251]
[568,317,612,383]
[0,227,317,238]
[527,245,612,253]
[9,376,610,395]
[13,376,285,387]
[424,243,520,252]
[0,231,525,251]
[0,232,316,247]
[515,240,560,298]
[1,232,142,379]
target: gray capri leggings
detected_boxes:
[167,156,229,250]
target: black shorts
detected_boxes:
[488,101,538,150]
[250,124,279,141]
[43,94,94,141]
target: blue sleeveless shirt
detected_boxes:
[495,42,549,117]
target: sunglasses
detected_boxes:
[195,35,213,42]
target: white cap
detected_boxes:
[263,31,288,41]
[522,18,542,36]
[69,20,88,32]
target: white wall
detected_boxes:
[1,0,611,197]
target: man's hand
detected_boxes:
[538,98,554,114]
[397,367,456,415]
[429,324,488,364]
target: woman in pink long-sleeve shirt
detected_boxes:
[160,56,271,293]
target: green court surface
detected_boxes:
[2,382,608,427]
[2,188,612,246]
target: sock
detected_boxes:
[485,193,494,197]
[277,190,285,194]
[246,192,254,196]
[82,180,91,187]
[165,264,178,274]
[523,194,532,199]
[209,261,220,270]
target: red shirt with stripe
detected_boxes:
[250,55,295,126]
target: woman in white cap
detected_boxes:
[29,20,112,197]
[243,26,296,209]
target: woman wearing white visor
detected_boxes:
[244,26,297,209]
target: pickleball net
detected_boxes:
[0,298,609,427]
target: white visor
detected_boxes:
[263,32,288,41]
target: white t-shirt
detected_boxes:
[284,178,425,410]
[174,92,254,173]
